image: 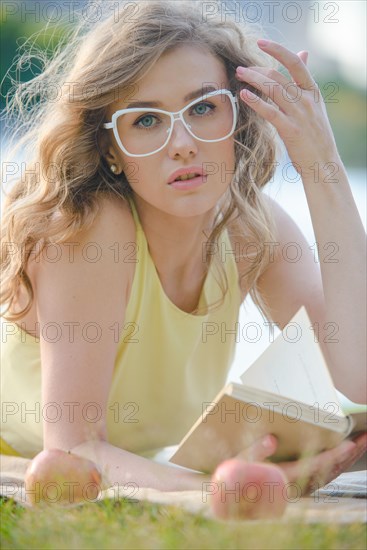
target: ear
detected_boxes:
[104,146,120,165]
[99,130,123,173]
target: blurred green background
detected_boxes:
[1,1,366,167]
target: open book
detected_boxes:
[169,307,366,473]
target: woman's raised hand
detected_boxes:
[235,40,340,178]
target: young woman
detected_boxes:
[1,0,365,515]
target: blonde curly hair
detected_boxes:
[1,0,279,321]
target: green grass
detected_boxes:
[1,497,366,550]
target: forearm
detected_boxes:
[70,440,210,492]
[302,157,367,402]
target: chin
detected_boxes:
[166,194,220,218]
[132,184,229,220]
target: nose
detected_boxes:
[167,118,198,158]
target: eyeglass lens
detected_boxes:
[115,93,235,155]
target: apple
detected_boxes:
[24,449,103,507]
[210,459,288,520]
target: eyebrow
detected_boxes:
[125,85,218,109]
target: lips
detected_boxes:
[169,175,207,191]
[168,166,206,185]
[174,172,200,182]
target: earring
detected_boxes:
[110,164,118,174]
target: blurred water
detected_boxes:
[228,165,366,383]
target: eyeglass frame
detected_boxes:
[103,88,239,158]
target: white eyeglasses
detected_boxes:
[103,89,238,157]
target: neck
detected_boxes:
[131,193,220,278]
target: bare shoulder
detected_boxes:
[78,193,136,242]
[28,194,136,280]
[260,193,297,239]
[226,194,279,300]
[19,195,137,335]
[226,193,309,302]
[256,194,326,329]
[227,193,325,328]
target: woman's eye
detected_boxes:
[134,114,158,128]
[192,102,214,115]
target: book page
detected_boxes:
[240,306,342,412]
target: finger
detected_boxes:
[238,66,290,90]
[281,439,357,479]
[297,51,308,66]
[235,434,277,462]
[335,433,367,476]
[239,88,288,129]
[238,66,302,105]
[279,439,359,495]
[351,431,367,449]
[315,439,367,489]
[236,67,298,112]
[257,39,315,90]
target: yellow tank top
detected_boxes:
[0,196,242,458]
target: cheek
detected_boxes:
[212,142,236,185]
[126,160,143,187]
[119,154,141,187]
[123,159,154,191]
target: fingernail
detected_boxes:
[262,434,276,450]
[257,39,270,48]
[236,66,246,74]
